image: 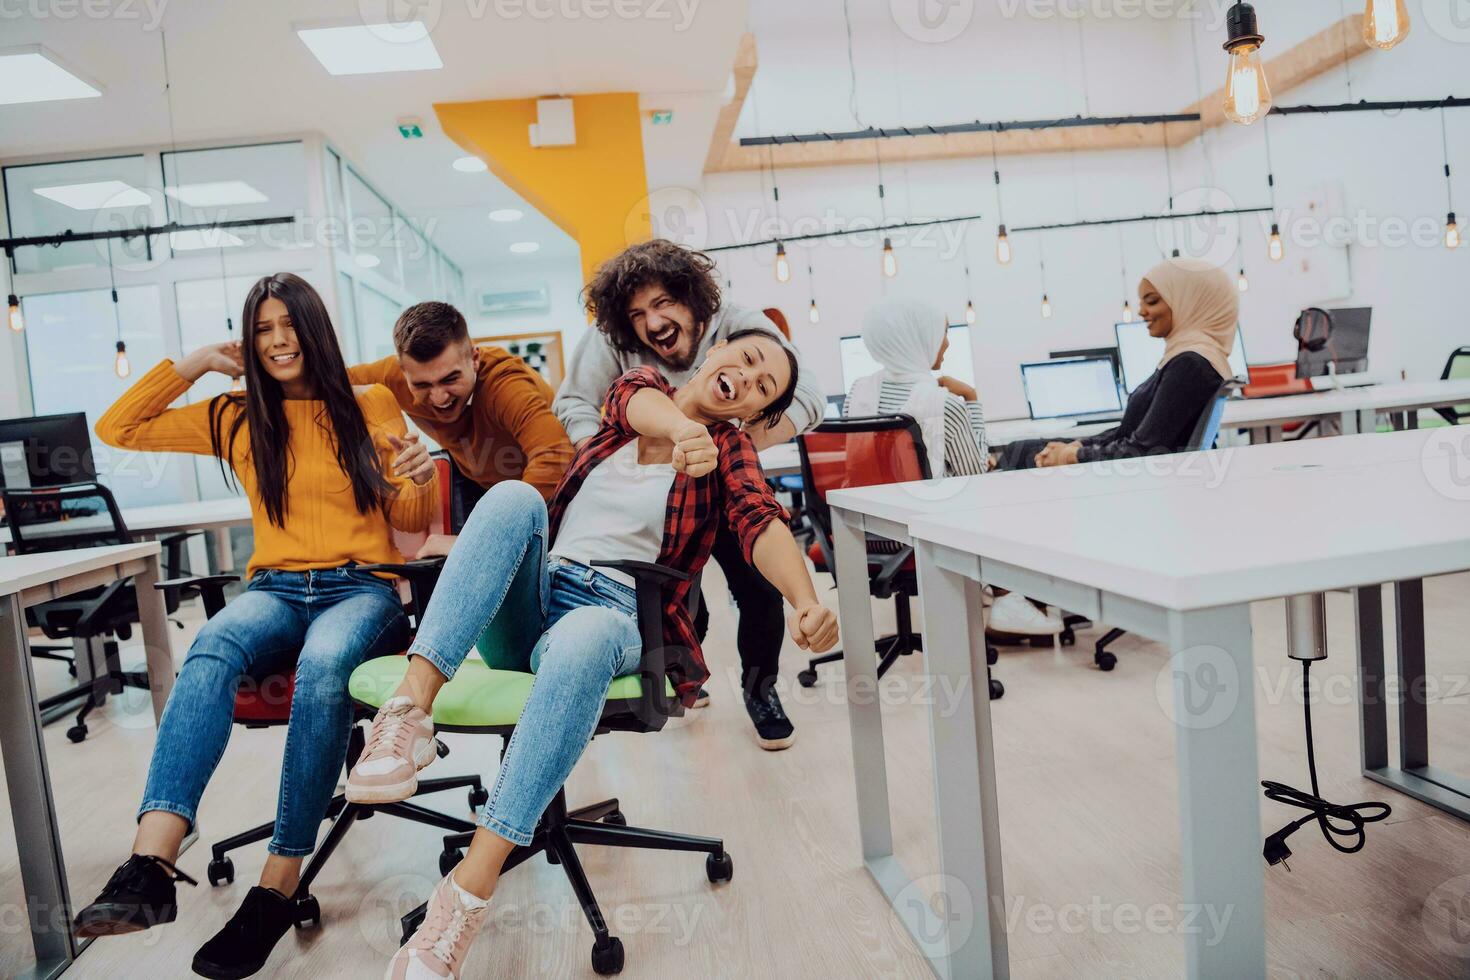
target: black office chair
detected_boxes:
[1088,378,1240,670]
[1432,346,1470,426]
[2,482,201,741]
[347,557,732,976]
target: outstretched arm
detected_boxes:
[751,520,839,653]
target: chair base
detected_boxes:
[38,637,149,743]
[404,788,731,976]
[1094,626,1126,671]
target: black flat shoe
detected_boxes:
[191,886,297,980]
[74,854,197,938]
[744,688,796,751]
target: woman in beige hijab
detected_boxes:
[1001,257,1237,469]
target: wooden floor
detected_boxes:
[3,565,1469,979]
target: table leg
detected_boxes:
[1354,585,1389,772]
[1395,579,1428,770]
[210,527,235,574]
[914,542,1007,980]
[1166,603,1265,979]
[131,554,175,723]
[831,505,893,863]
[0,594,76,979]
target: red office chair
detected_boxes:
[1242,363,1316,439]
[155,453,483,928]
[793,415,1002,700]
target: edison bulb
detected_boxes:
[1268,223,1284,262]
[6,295,22,333]
[995,225,1012,265]
[1362,0,1409,50]
[1122,300,1134,322]
[881,237,897,278]
[808,299,821,324]
[1222,43,1272,125]
[1447,213,1461,250]
[774,243,790,283]
[114,341,131,379]
[1040,294,1052,319]
[1237,268,1250,292]
[965,300,977,325]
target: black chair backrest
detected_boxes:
[2,481,133,555]
[1440,346,1470,424]
[1184,378,1241,452]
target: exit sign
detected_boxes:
[397,117,424,139]
[650,110,673,125]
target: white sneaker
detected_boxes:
[386,873,489,979]
[346,696,438,804]
[987,593,1064,636]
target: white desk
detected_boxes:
[0,543,176,980]
[826,427,1470,979]
[0,496,252,574]
[758,441,802,478]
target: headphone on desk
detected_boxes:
[1293,307,1334,353]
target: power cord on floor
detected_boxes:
[1261,660,1391,870]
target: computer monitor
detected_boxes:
[839,324,974,391]
[824,394,845,419]
[1114,321,1249,395]
[1050,346,1121,385]
[1297,307,1371,378]
[1020,357,1124,420]
[0,412,96,491]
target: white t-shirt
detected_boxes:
[549,440,675,588]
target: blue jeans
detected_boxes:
[408,481,642,846]
[140,566,408,856]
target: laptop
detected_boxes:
[1020,357,1125,424]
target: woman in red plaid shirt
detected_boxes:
[347,328,838,979]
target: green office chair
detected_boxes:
[347,558,733,977]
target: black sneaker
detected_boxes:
[74,854,197,938]
[191,886,297,980]
[693,687,711,708]
[744,688,796,751]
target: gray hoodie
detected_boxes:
[553,302,824,445]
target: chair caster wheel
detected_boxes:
[591,935,624,975]
[706,850,734,883]
[989,678,1005,700]
[603,810,627,826]
[468,786,488,811]
[294,894,321,929]
[66,724,87,743]
[67,663,78,678]
[797,669,818,688]
[434,739,449,759]
[986,644,998,666]
[439,848,464,877]
[207,857,235,886]
[1095,651,1117,671]
[1060,626,1076,646]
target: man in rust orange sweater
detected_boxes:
[349,302,573,556]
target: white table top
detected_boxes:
[902,429,1470,611]
[0,541,161,599]
[0,495,252,545]
[758,441,801,477]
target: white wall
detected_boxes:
[696,3,1470,419]
[464,254,590,361]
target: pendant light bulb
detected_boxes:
[114,340,131,379]
[995,224,1012,265]
[1362,0,1409,50]
[1268,223,1284,261]
[1122,300,1134,322]
[808,298,821,324]
[965,300,977,325]
[1221,3,1272,125]
[1446,213,1461,250]
[773,242,790,283]
[1040,294,1052,319]
[6,294,22,333]
[1237,268,1250,292]
[881,237,898,278]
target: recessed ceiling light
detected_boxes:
[296,22,442,76]
[452,156,487,173]
[488,209,524,222]
[354,253,382,269]
[0,46,102,105]
[34,180,150,211]
[170,229,245,251]
[509,241,540,254]
[164,181,269,207]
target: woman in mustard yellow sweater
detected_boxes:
[74,273,437,980]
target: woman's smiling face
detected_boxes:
[253,296,308,387]
[1138,278,1174,339]
[690,333,792,425]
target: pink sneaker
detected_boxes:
[346,696,438,804]
[386,874,489,979]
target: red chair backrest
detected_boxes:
[797,415,931,542]
[1243,362,1312,398]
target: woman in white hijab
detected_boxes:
[1006,257,1237,469]
[844,296,989,477]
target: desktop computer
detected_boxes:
[1297,306,1371,380]
[1020,357,1124,423]
[0,412,97,524]
[839,324,974,390]
[1049,346,1122,387]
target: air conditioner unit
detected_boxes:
[478,283,550,316]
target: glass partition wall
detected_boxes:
[1,134,463,507]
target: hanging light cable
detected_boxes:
[1118,227,1134,322]
[1362,0,1409,50]
[1038,233,1052,318]
[1236,224,1250,291]
[1263,116,1284,261]
[1222,2,1271,125]
[990,131,1011,265]
[218,244,242,391]
[807,258,821,323]
[106,247,129,379]
[1442,108,1460,249]
[963,260,977,324]
[767,149,790,282]
[875,143,897,278]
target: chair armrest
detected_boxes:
[155,573,240,619]
[591,559,691,729]
[355,558,446,623]
[157,530,206,579]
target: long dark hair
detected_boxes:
[208,273,391,528]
